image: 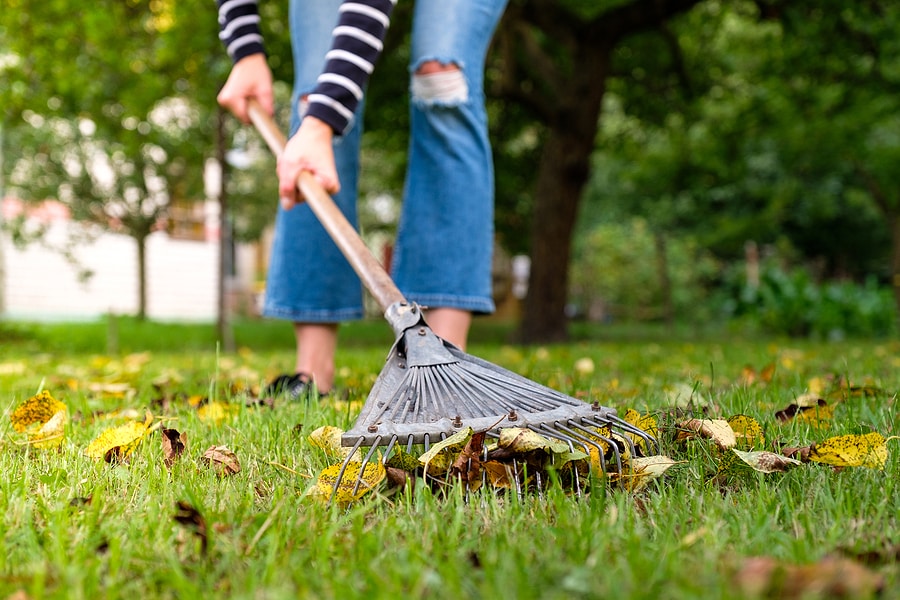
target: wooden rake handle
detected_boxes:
[246,99,406,312]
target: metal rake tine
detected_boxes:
[330,436,366,505]
[351,437,383,497]
[605,414,660,455]
[381,434,400,464]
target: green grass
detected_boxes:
[0,317,898,599]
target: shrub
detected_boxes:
[724,262,897,339]
[569,218,719,322]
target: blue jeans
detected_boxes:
[264,0,507,323]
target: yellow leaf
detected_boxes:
[580,424,613,473]
[809,432,888,469]
[497,427,570,454]
[732,449,802,473]
[314,461,386,505]
[622,408,659,453]
[10,391,67,433]
[29,410,68,449]
[613,455,678,491]
[85,419,151,461]
[197,401,239,424]
[308,426,345,457]
[727,415,766,450]
[419,427,473,474]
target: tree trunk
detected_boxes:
[518,49,609,343]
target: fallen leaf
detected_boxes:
[10,390,67,433]
[308,425,345,457]
[200,445,241,477]
[314,460,386,505]
[732,449,802,473]
[450,431,487,489]
[727,415,766,450]
[161,427,187,468]
[28,409,67,449]
[775,397,834,428]
[615,455,678,491]
[419,427,473,474]
[622,408,659,454]
[197,400,239,424]
[677,418,736,449]
[808,432,887,470]
[498,427,570,455]
[481,460,515,489]
[733,555,884,599]
[85,414,153,462]
[740,362,776,385]
[174,500,208,554]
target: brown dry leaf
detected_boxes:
[677,418,736,449]
[727,415,766,450]
[313,460,385,505]
[733,555,884,599]
[732,449,802,473]
[808,432,888,470]
[200,445,241,477]
[161,427,187,468]
[174,500,208,554]
[450,430,487,489]
[782,445,812,462]
[740,362,776,385]
[482,460,515,489]
[776,397,834,429]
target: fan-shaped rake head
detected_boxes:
[329,303,658,503]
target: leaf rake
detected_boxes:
[248,102,657,501]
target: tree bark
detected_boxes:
[509,0,704,343]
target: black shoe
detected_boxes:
[262,372,326,401]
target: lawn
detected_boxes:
[0,317,897,599]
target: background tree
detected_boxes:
[0,0,290,321]
[491,0,705,343]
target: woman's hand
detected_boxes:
[217,53,274,123]
[277,116,340,210]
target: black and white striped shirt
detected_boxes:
[216,0,397,134]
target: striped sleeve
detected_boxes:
[305,0,397,134]
[216,0,266,63]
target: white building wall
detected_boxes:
[2,220,220,321]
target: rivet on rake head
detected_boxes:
[508,410,518,422]
[367,424,378,433]
[452,415,463,428]
[592,401,601,410]
[418,328,426,336]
